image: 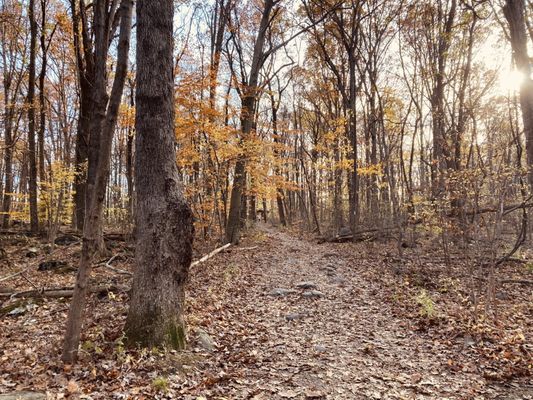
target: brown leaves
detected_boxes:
[1,226,531,398]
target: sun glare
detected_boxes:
[499,69,524,93]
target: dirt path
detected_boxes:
[194,224,531,399]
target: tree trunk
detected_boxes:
[504,0,533,187]
[126,80,134,217]
[125,0,194,349]
[62,0,133,363]
[38,0,49,182]
[225,0,275,244]
[430,0,456,197]
[84,0,109,254]
[71,0,92,231]
[28,0,39,234]
[2,107,14,229]
[348,54,359,233]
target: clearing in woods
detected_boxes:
[0,224,532,399]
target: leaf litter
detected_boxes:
[0,225,531,399]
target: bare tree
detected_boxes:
[62,0,133,363]
[28,0,39,233]
[503,0,533,187]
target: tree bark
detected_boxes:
[62,0,133,363]
[71,0,92,231]
[38,0,49,182]
[225,0,275,244]
[2,92,14,229]
[28,0,39,234]
[504,0,533,187]
[124,0,194,349]
[430,0,456,197]
[126,80,135,217]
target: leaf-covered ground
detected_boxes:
[0,225,531,399]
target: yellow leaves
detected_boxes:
[54,11,72,34]
[118,103,135,128]
[321,117,346,145]
[358,163,383,177]
[39,161,76,224]
[0,192,30,222]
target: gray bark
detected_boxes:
[225,0,275,244]
[504,0,533,187]
[62,0,133,363]
[124,0,194,349]
[28,0,39,233]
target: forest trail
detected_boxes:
[1,224,531,399]
[192,224,531,399]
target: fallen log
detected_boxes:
[0,392,45,400]
[318,226,399,243]
[0,284,129,299]
[500,279,533,286]
[104,233,129,242]
[191,243,231,267]
[234,245,259,251]
[467,275,533,286]
[98,254,132,276]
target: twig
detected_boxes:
[0,265,33,283]
[20,272,39,290]
[101,254,132,276]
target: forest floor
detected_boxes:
[0,223,532,399]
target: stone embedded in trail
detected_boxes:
[314,344,327,353]
[25,247,39,258]
[196,329,216,352]
[305,390,326,399]
[295,281,317,290]
[269,288,297,297]
[322,252,337,258]
[285,310,311,321]
[302,290,324,298]
[331,276,346,285]
[319,263,337,273]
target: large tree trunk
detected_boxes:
[62,0,133,363]
[124,0,194,349]
[504,0,533,187]
[28,0,39,234]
